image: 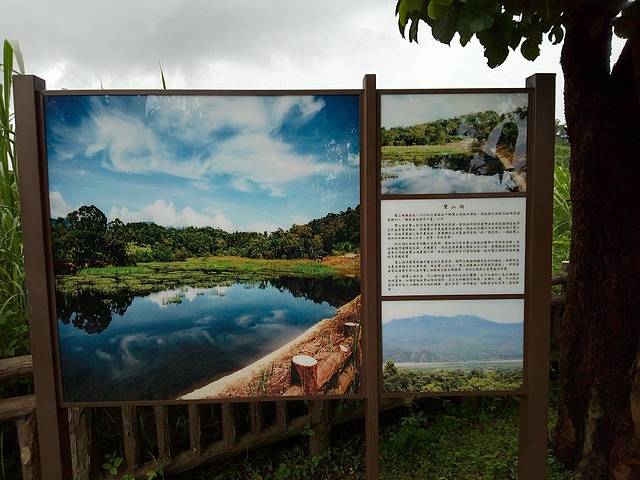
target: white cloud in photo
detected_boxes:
[382,299,524,324]
[49,95,340,196]
[49,190,73,218]
[381,164,517,194]
[381,93,529,129]
[109,199,234,230]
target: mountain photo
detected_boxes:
[382,299,524,393]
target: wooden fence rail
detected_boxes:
[0,274,568,480]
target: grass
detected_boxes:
[170,393,573,480]
[381,142,470,168]
[553,156,571,273]
[56,255,357,296]
[0,40,30,360]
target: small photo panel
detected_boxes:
[380,93,528,195]
[382,299,524,394]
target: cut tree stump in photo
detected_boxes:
[291,355,319,395]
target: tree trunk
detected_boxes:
[555,13,640,479]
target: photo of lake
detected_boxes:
[382,299,524,393]
[45,93,362,402]
[380,93,529,195]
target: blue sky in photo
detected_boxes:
[45,94,360,232]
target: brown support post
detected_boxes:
[188,404,203,455]
[121,406,140,470]
[362,73,380,480]
[15,412,40,480]
[69,407,92,480]
[249,402,262,434]
[221,403,236,448]
[275,401,287,431]
[519,73,555,479]
[308,400,331,456]
[13,74,72,480]
[153,406,171,462]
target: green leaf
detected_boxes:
[484,43,509,67]
[427,0,449,20]
[409,17,421,42]
[3,41,13,114]
[431,5,458,44]
[398,0,424,31]
[6,40,24,74]
[459,31,472,46]
[520,37,541,61]
[159,63,167,90]
[469,13,493,33]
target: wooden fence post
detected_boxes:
[15,412,40,480]
[154,406,171,462]
[121,406,140,471]
[309,400,331,457]
[68,407,92,480]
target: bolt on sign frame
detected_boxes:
[13,73,555,480]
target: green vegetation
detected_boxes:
[552,140,571,273]
[0,41,29,359]
[381,109,525,149]
[56,255,355,296]
[173,394,572,480]
[51,205,360,274]
[382,361,522,393]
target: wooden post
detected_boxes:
[519,73,555,480]
[362,73,380,480]
[68,407,92,480]
[342,322,359,337]
[317,344,352,390]
[121,406,140,471]
[308,400,331,457]
[153,406,171,462]
[249,402,262,434]
[221,404,235,448]
[13,74,72,480]
[15,412,40,480]
[188,404,202,455]
[275,402,288,431]
[291,355,319,395]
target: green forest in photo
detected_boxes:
[51,204,360,296]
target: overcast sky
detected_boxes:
[3,0,625,123]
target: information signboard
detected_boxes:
[13,74,555,480]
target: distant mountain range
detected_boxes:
[382,314,523,363]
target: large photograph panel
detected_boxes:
[380,93,528,195]
[382,299,524,394]
[45,94,362,402]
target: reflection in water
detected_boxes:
[56,276,360,402]
[57,290,134,334]
[382,162,518,195]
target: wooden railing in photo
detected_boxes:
[289,321,360,396]
[0,274,568,480]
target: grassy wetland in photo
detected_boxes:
[382,299,524,393]
[380,93,528,195]
[45,94,362,402]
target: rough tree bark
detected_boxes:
[555,6,640,478]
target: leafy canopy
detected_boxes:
[395,0,639,67]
